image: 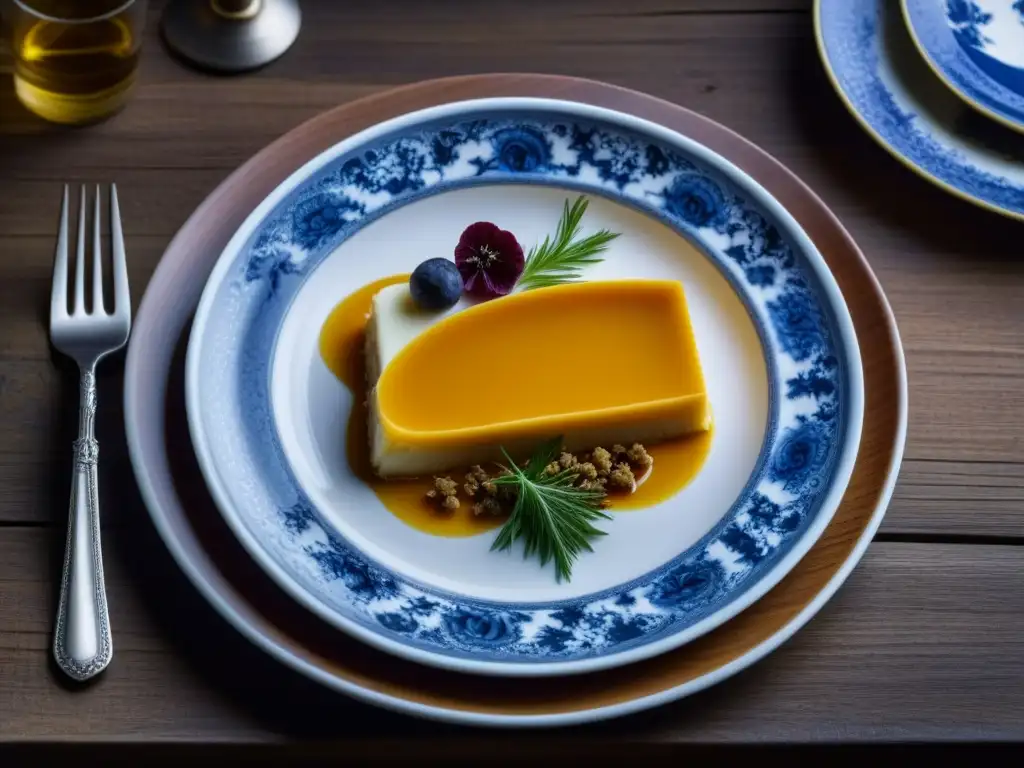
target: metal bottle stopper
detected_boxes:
[161,0,301,73]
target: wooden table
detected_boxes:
[2,0,1023,753]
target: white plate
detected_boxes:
[185,98,864,676]
[273,185,768,602]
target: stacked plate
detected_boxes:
[817,0,1024,220]
[123,75,907,726]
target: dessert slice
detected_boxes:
[366,279,712,478]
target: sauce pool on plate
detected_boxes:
[318,275,712,537]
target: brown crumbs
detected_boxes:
[434,476,458,496]
[426,475,460,511]
[591,446,613,476]
[626,443,653,468]
[607,462,636,490]
[421,442,653,517]
[472,497,504,516]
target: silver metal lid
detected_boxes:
[161,0,301,73]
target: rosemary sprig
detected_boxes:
[516,195,621,291]
[490,437,611,582]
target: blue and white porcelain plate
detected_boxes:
[903,0,1024,133]
[816,0,1024,220]
[185,99,864,676]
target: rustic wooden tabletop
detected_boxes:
[1,0,1023,753]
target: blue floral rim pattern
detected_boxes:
[904,0,1024,129]
[187,103,860,671]
[817,0,1024,219]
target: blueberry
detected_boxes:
[409,258,463,310]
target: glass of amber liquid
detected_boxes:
[5,0,147,124]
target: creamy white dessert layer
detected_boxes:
[365,284,467,477]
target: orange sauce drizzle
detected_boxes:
[318,276,712,537]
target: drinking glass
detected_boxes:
[4,0,148,124]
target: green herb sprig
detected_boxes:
[516,196,620,291]
[490,437,611,582]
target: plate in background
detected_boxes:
[816,0,1024,220]
[903,0,1024,134]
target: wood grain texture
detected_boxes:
[1,529,1022,742]
[1,2,1021,534]
[0,0,1019,746]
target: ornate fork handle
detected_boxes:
[53,368,112,681]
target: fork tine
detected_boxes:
[110,184,130,318]
[93,184,104,315]
[73,185,86,316]
[50,185,69,322]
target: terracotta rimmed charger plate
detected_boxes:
[124,74,907,726]
[186,98,864,675]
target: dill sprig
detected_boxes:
[490,437,611,582]
[516,196,621,291]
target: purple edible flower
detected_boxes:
[454,221,525,300]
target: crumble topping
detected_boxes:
[425,476,460,511]
[607,462,636,491]
[591,446,613,475]
[424,442,653,515]
[626,443,653,468]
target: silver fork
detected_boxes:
[50,184,130,682]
